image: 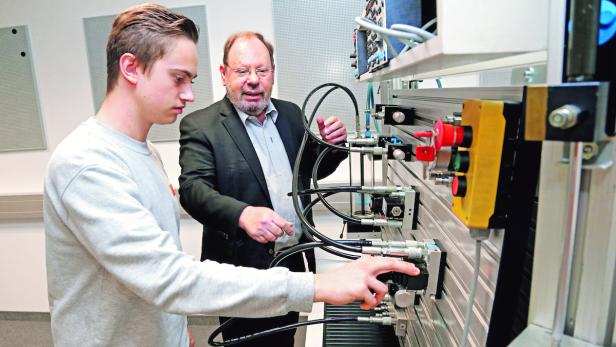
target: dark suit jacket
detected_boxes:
[178,96,346,271]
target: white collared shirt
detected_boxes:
[235,102,303,251]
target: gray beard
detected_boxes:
[228,92,269,116]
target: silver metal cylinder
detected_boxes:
[394,290,414,308]
[392,111,406,123]
[548,105,581,129]
[392,148,406,160]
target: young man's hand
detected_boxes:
[316,116,347,144]
[313,256,420,309]
[239,206,294,243]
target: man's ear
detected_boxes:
[119,53,139,85]
[219,64,228,86]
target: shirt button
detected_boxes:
[268,249,274,255]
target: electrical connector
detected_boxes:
[350,146,386,155]
[357,316,396,326]
[347,137,379,146]
[361,218,402,228]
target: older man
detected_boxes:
[179,32,349,346]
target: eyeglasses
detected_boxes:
[227,66,272,78]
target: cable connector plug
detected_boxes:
[350,146,386,155]
[361,245,427,260]
[347,137,378,146]
[360,218,402,228]
[357,316,396,326]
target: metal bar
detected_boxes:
[565,0,600,81]
[564,171,591,335]
[551,142,584,344]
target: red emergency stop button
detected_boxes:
[434,119,473,150]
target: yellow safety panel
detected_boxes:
[452,99,506,228]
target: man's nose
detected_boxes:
[180,85,194,103]
[246,70,260,85]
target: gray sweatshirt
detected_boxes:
[44,118,314,347]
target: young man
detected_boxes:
[178,32,349,346]
[44,4,419,347]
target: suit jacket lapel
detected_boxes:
[273,101,299,169]
[219,98,272,205]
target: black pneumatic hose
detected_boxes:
[292,130,361,253]
[312,147,362,224]
[208,317,358,346]
[294,186,361,195]
[270,238,369,268]
[300,83,359,151]
[292,83,364,253]
[297,191,362,262]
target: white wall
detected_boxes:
[0,0,393,312]
[0,0,280,312]
[0,0,279,194]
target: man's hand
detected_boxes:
[316,116,347,144]
[313,256,420,310]
[239,206,294,243]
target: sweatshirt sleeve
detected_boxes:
[59,163,314,316]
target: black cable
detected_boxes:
[270,242,324,268]
[302,86,346,150]
[293,186,361,195]
[297,192,362,262]
[208,317,359,346]
[271,238,370,268]
[311,147,363,224]
[292,133,361,253]
[292,84,363,254]
[300,83,359,151]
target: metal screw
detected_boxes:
[392,111,406,124]
[582,143,599,160]
[548,105,581,129]
[523,67,535,83]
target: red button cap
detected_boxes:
[434,119,465,150]
[452,176,467,197]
